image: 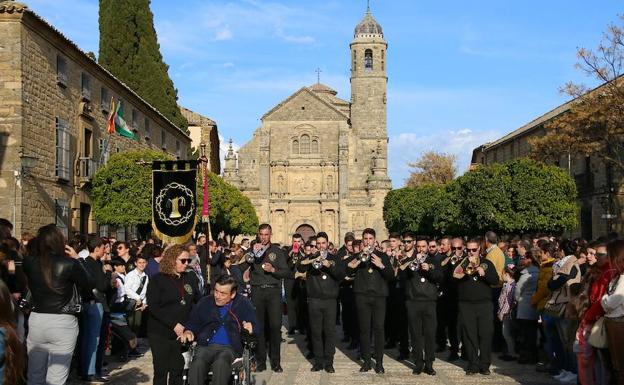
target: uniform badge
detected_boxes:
[269,253,277,262]
[480,263,488,270]
[184,284,193,294]
[368,268,373,274]
[420,277,426,283]
[322,275,327,280]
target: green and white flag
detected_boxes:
[108,99,136,139]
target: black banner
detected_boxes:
[152,161,198,244]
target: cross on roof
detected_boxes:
[315,68,322,84]
[366,0,371,13]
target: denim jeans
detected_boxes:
[542,314,563,372]
[80,302,104,376]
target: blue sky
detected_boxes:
[27,0,623,186]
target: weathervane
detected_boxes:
[315,67,322,84]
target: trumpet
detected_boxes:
[459,256,479,276]
[244,251,256,264]
[311,250,328,270]
[359,246,373,263]
[449,254,461,265]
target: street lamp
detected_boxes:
[18,149,38,178]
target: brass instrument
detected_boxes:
[245,245,268,264]
[449,254,460,265]
[458,256,479,276]
[312,249,328,270]
[359,246,373,263]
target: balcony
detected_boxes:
[79,157,98,183]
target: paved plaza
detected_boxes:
[73,327,557,385]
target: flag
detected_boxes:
[106,97,116,134]
[107,98,136,139]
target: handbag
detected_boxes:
[588,317,608,349]
[60,284,82,315]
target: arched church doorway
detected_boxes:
[295,224,316,242]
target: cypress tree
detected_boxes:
[99,0,187,131]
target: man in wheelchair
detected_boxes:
[182,275,258,385]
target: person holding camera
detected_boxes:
[23,224,94,385]
[297,232,345,373]
[346,228,394,374]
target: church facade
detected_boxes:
[223,9,392,245]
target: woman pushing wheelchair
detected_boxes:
[182,275,258,385]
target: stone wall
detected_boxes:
[0,7,191,237]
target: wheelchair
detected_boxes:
[182,331,257,385]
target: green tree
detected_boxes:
[507,158,578,233]
[92,149,171,226]
[197,172,258,239]
[383,184,445,236]
[99,0,188,131]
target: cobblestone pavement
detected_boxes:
[71,326,558,385]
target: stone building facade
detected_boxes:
[0,1,194,238]
[224,9,392,245]
[471,97,620,240]
[180,106,221,174]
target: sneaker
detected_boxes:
[558,372,577,383]
[553,370,568,380]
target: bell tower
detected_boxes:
[349,5,389,190]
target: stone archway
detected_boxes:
[295,224,316,242]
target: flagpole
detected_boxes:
[199,143,212,288]
[99,97,116,165]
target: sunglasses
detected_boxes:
[402,240,414,244]
[178,258,191,264]
[597,252,608,258]
[451,247,463,250]
[467,248,479,253]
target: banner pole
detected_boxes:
[199,144,212,287]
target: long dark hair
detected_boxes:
[0,280,25,384]
[30,224,65,291]
[608,239,624,274]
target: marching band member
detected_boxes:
[453,238,500,376]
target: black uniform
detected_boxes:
[242,244,289,370]
[399,253,443,372]
[298,252,346,368]
[146,272,198,385]
[346,249,395,369]
[385,251,409,358]
[284,247,305,333]
[337,247,358,347]
[436,252,461,356]
[454,258,499,373]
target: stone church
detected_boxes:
[223,8,392,245]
